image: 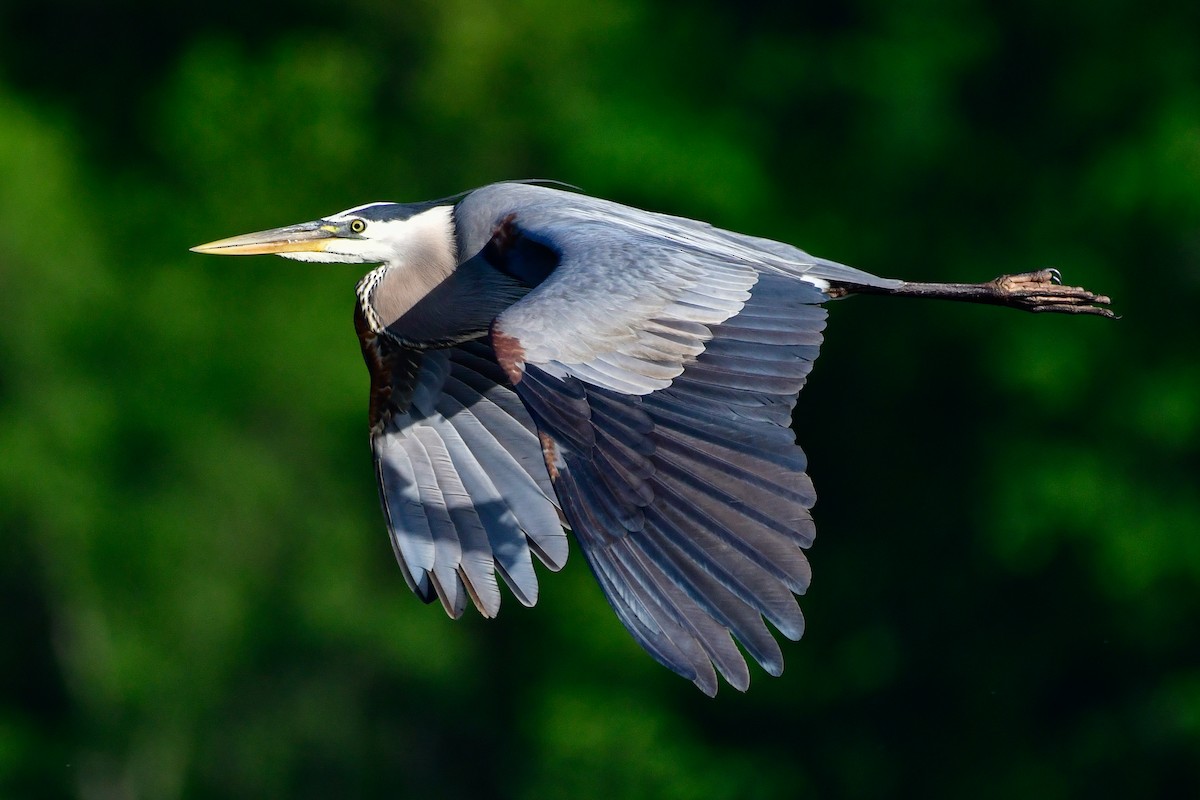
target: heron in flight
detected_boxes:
[192,182,1113,695]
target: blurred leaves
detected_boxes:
[1,1,1198,798]
[519,687,794,800]
[159,37,380,215]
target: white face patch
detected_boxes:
[280,205,456,266]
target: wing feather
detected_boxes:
[433,387,566,569]
[362,333,565,618]
[479,220,830,691]
[402,427,466,617]
[373,435,437,600]
[412,426,499,616]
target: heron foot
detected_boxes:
[989,269,1116,318]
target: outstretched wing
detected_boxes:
[357,306,567,619]
[479,186,844,694]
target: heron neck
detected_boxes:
[369,256,527,348]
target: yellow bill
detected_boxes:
[190,221,338,256]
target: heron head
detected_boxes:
[190,201,455,266]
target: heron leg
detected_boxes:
[833,269,1116,318]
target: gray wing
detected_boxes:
[358,311,567,618]
[465,183,894,395]
[480,186,841,694]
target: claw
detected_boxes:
[987,270,1115,317]
[1029,303,1118,318]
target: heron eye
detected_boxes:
[349,219,367,234]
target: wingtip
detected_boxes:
[693,669,719,698]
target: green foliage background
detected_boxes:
[1,1,1197,797]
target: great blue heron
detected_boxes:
[192,181,1113,695]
